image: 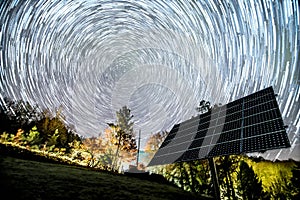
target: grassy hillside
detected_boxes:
[0,155,212,200]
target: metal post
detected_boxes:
[208,157,221,200]
[136,129,141,167]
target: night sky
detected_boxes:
[0,0,299,161]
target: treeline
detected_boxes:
[0,98,91,167]
[0,98,81,152]
[0,98,139,171]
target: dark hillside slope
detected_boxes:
[0,156,212,200]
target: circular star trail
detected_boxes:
[0,0,299,161]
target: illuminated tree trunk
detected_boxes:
[113,131,122,171]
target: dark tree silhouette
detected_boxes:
[217,155,239,199]
[0,97,42,134]
[196,100,211,114]
[237,160,266,200]
[291,161,300,199]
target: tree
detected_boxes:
[36,108,78,150]
[145,131,212,195]
[0,98,80,151]
[82,136,105,167]
[116,106,134,137]
[144,131,168,175]
[237,160,265,199]
[196,100,211,114]
[247,157,298,199]
[106,106,137,171]
[291,161,300,199]
[216,155,240,199]
[25,126,42,148]
[100,127,120,169]
[47,129,59,148]
[0,98,42,134]
[144,131,168,162]
[268,170,295,199]
[187,160,212,195]
[155,160,212,196]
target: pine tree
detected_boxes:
[107,106,137,170]
[237,160,265,199]
[116,106,134,137]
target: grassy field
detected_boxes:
[0,155,212,200]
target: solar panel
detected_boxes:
[148,86,291,166]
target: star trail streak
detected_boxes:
[0,0,299,161]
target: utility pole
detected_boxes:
[136,129,141,167]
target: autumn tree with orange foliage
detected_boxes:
[144,131,168,163]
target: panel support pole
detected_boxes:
[208,157,221,200]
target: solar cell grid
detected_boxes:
[189,138,204,148]
[218,130,241,143]
[245,101,273,114]
[225,112,242,121]
[195,130,208,139]
[160,133,176,148]
[197,124,209,131]
[226,105,242,114]
[173,124,199,136]
[244,94,273,107]
[179,117,200,128]
[200,118,211,124]
[148,87,291,166]
[244,122,278,137]
[222,120,242,131]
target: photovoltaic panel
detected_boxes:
[148,87,291,166]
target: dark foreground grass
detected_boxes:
[0,156,212,200]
